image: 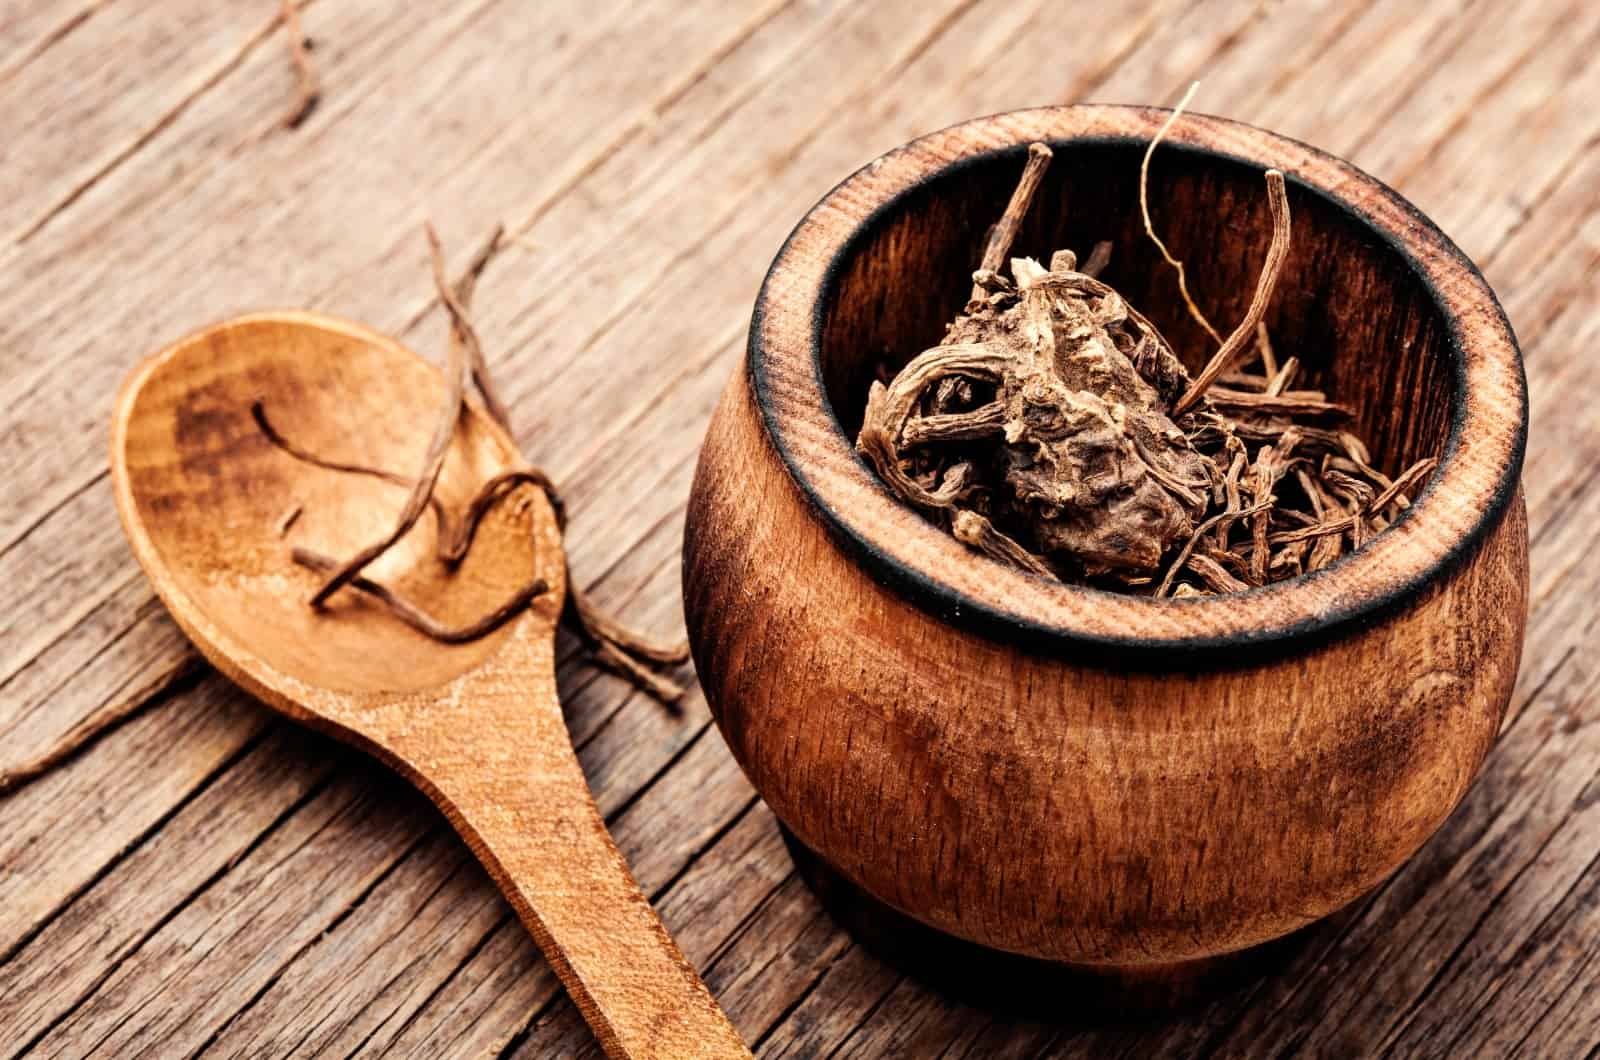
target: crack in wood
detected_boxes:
[0,1,113,88]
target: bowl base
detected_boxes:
[779,825,1301,1019]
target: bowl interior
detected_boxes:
[818,140,1452,484]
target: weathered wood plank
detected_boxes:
[758,945,899,1059]
[1375,5,1600,257]
[0,516,190,753]
[0,0,780,532]
[1487,853,1600,1059]
[0,1,106,86]
[826,978,1003,1060]
[0,0,280,242]
[199,830,505,1058]
[0,722,331,1052]
[23,759,432,1058]
[0,674,267,960]
[373,916,543,1058]
[0,0,1597,1056]
[1391,764,1600,1057]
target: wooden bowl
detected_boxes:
[682,106,1528,979]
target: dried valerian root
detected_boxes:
[858,127,1436,597]
[256,224,690,703]
[305,225,470,610]
[291,547,549,644]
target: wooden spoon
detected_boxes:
[110,311,750,1060]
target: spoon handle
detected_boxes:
[415,672,750,1060]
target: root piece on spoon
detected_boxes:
[307,225,467,608]
[259,223,690,702]
[294,547,548,643]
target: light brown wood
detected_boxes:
[3,1,1599,1055]
[685,107,1529,969]
[109,312,749,1060]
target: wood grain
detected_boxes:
[1,0,1597,1056]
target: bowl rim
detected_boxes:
[746,104,1527,658]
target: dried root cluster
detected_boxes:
[257,225,691,702]
[857,142,1434,598]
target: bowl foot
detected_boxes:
[779,825,1300,1019]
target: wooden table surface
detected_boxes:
[2,1,1596,1056]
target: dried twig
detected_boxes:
[1247,426,1302,583]
[952,510,1059,580]
[1080,240,1113,279]
[438,468,563,562]
[1172,169,1292,416]
[292,547,548,643]
[264,434,689,705]
[253,401,453,532]
[307,226,467,608]
[440,224,512,430]
[275,504,303,535]
[1185,552,1249,593]
[1205,387,1348,420]
[0,659,201,797]
[0,699,154,795]
[971,143,1053,303]
[1156,501,1270,598]
[1254,319,1278,378]
[279,0,320,129]
[585,637,687,704]
[1268,458,1436,545]
[436,227,690,696]
[1265,355,1299,397]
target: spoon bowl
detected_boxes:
[117,312,546,695]
[113,310,748,1060]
